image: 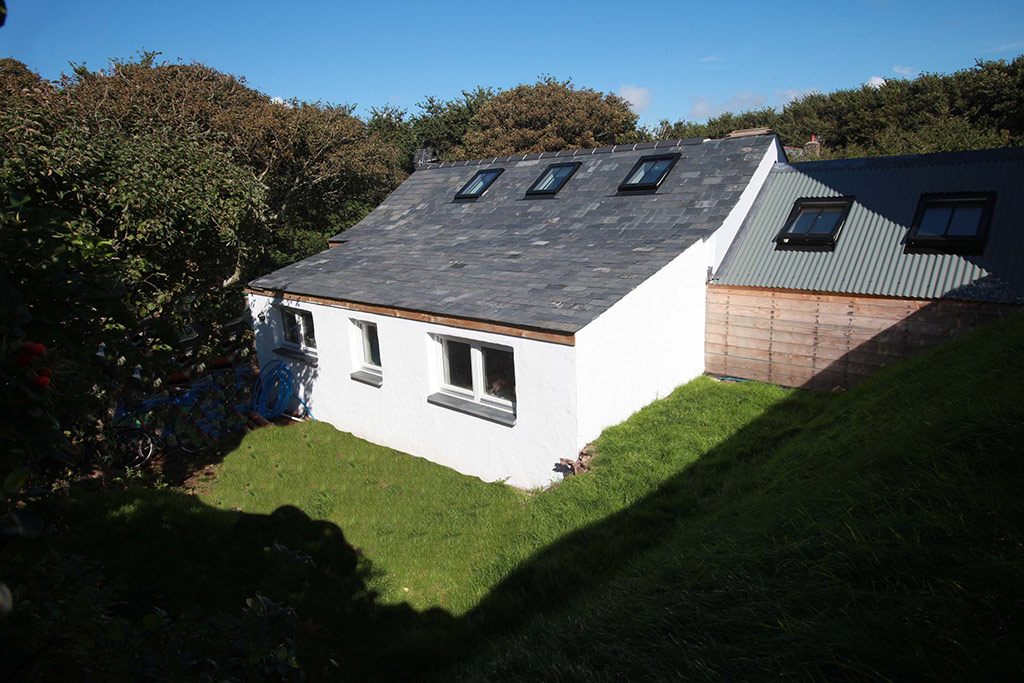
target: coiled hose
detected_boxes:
[252,359,316,421]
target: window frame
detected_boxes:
[774,196,854,249]
[454,168,504,200]
[525,161,582,197]
[278,306,316,354]
[432,335,516,423]
[350,319,382,386]
[617,153,681,192]
[905,192,995,254]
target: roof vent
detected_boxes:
[414,148,437,169]
[724,127,773,139]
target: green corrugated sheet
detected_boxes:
[714,147,1024,303]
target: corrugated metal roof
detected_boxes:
[714,146,1024,303]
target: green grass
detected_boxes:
[202,378,788,615]
[15,314,1024,680]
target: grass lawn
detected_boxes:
[201,377,788,616]
[10,314,1024,680]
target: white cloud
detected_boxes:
[993,40,1024,52]
[775,88,814,105]
[892,65,914,76]
[618,84,652,114]
[865,75,887,88]
[699,56,721,63]
[689,90,766,120]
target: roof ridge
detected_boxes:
[775,145,1024,173]
[416,137,712,170]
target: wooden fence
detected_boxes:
[705,285,1021,390]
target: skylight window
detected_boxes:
[526,162,581,196]
[906,193,994,253]
[776,197,853,248]
[618,153,681,192]
[455,168,503,200]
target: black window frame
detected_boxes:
[525,161,582,197]
[775,196,854,249]
[279,306,316,352]
[617,153,681,192]
[454,168,504,200]
[905,192,995,254]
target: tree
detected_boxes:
[409,86,496,162]
[455,77,645,159]
[61,54,407,273]
[0,58,49,99]
[0,75,267,473]
[656,56,1024,160]
[367,104,417,172]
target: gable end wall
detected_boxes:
[573,139,782,447]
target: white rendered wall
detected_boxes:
[245,138,781,485]
[573,240,709,448]
[573,138,783,447]
[248,294,578,488]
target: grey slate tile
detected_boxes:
[251,136,776,333]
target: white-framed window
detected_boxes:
[438,336,516,410]
[350,319,383,386]
[279,307,316,353]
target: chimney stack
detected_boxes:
[803,134,821,157]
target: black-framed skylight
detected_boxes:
[905,192,995,254]
[455,168,503,200]
[526,162,581,197]
[775,197,854,248]
[618,153,681,192]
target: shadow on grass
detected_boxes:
[9,316,1024,680]
[5,493,455,681]
[450,316,1024,680]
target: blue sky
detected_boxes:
[2,0,1023,127]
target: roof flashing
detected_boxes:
[904,192,995,255]
[775,196,853,249]
[525,162,582,197]
[618,153,682,193]
[454,168,504,200]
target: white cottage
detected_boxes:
[246,131,784,487]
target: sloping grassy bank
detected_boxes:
[452,315,1024,680]
[8,315,1021,680]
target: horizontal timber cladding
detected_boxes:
[244,286,576,346]
[706,285,1022,390]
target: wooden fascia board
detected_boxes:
[244,287,576,346]
[709,283,975,304]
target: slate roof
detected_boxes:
[714,146,1024,303]
[249,135,777,333]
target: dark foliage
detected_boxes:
[657,57,1024,159]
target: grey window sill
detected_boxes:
[350,370,383,387]
[273,346,318,366]
[427,392,516,427]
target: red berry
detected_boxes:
[33,375,50,389]
[39,367,53,377]
[30,343,45,356]
[17,353,34,366]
